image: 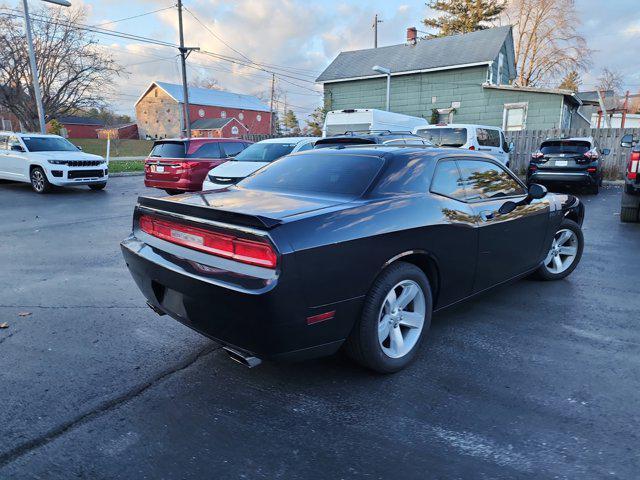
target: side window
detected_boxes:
[8,136,22,151]
[457,159,526,201]
[430,160,466,201]
[221,142,246,158]
[0,135,8,150]
[192,142,221,159]
[500,131,509,152]
[296,142,313,152]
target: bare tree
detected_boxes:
[0,5,120,131]
[596,68,623,95]
[188,72,223,91]
[503,0,591,87]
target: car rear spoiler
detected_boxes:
[136,195,282,230]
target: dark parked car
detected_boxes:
[122,146,585,373]
[527,136,609,194]
[620,133,640,222]
[144,138,251,194]
[314,130,433,148]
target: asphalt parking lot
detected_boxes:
[1,177,639,479]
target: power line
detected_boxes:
[91,5,176,28]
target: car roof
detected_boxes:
[302,144,498,162]
[154,137,246,143]
[255,137,319,145]
[416,124,501,130]
[542,136,593,143]
[0,132,64,138]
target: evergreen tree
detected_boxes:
[305,106,327,137]
[423,0,506,37]
[282,109,299,134]
[558,71,581,92]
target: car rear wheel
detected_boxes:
[164,189,182,195]
[345,262,432,373]
[89,183,106,191]
[591,182,599,195]
[534,219,583,280]
[30,167,52,194]
[620,191,640,223]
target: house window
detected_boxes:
[436,108,454,123]
[497,53,504,85]
[238,112,244,121]
[231,126,239,135]
[503,103,528,131]
[220,111,227,118]
[256,114,262,122]
[1,119,12,131]
[198,109,205,118]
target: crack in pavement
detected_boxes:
[0,342,221,469]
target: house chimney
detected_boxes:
[407,27,417,45]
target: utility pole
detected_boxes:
[372,14,382,48]
[21,0,71,134]
[269,73,275,135]
[177,0,199,138]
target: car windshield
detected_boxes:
[417,128,467,147]
[540,140,591,155]
[238,152,384,196]
[233,142,297,162]
[149,141,186,158]
[21,136,79,152]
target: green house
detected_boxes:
[316,26,589,131]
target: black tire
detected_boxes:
[164,189,182,195]
[591,182,599,195]
[620,191,640,223]
[533,218,584,281]
[89,183,107,191]
[30,167,52,194]
[344,262,432,373]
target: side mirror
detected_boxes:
[508,141,515,153]
[10,144,24,152]
[498,201,517,215]
[75,145,83,151]
[527,183,547,200]
[621,134,635,148]
[601,148,610,156]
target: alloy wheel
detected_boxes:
[544,228,578,274]
[31,170,45,192]
[377,280,426,359]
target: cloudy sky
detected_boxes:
[30,0,640,122]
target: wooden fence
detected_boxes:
[505,128,640,179]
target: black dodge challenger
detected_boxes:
[121,146,585,373]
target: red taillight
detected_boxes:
[529,165,538,171]
[468,145,475,150]
[587,167,597,173]
[531,151,544,160]
[139,215,277,268]
[584,149,599,161]
[628,152,640,180]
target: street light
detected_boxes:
[372,65,391,111]
[21,0,71,134]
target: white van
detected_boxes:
[413,124,513,167]
[323,109,428,137]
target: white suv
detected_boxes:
[414,124,513,167]
[0,132,108,193]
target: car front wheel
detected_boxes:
[30,167,52,194]
[534,219,584,280]
[345,262,432,373]
[89,183,106,191]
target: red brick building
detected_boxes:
[135,81,272,139]
[48,116,104,138]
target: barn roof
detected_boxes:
[137,81,270,113]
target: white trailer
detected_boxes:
[323,109,428,137]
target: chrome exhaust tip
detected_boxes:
[223,346,262,368]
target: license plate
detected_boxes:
[555,160,568,167]
[156,165,165,173]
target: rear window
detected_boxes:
[234,142,297,162]
[238,152,384,196]
[149,141,186,158]
[417,128,467,147]
[540,140,591,155]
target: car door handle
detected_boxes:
[477,147,492,151]
[479,210,495,221]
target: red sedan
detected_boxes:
[144,138,251,194]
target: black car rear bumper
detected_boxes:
[528,171,598,185]
[121,235,361,361]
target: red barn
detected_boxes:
[135,81,272,139]
[48,116,104,138]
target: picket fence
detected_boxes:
[505,128,640,179]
